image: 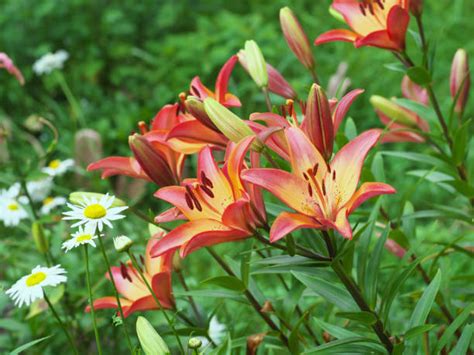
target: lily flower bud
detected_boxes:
[74,129,103,168]
[450,49,470,114]
[129,134,178,187]
[136,316,170,355]
[280,7,315,71]
[242,40,268,88]
[238,51,296,99]
[305,84,334,160]
[409,0,423,16]
[32,222,49,254]
[185,96,219,131]
[69,192,126,207]
[370,95,419,128]
[204,98,263,151]
[113,235,134,253]
[188,337,202,350]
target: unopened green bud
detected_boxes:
[136,316,170,355]
[32,222,49,254]
[69,192,126,207]
[188,337,202,350]
[242,40,268,88]
[113,235,133,253]
[204,98,263,151]
[370,95,418,127]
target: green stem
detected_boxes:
[176,269,204,325]
[54,71,85,129]
[322,232,393,353]
[43,292,79,355]
[97,237,134,353]
[309,66,320,85]
[127,252,185,354]
[84,245,103,355]
[206,247,290,348]
[262,88,273,112]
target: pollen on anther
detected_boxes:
[303,172,309,181]
[200,184,215,198]
[185,193,194,210]
[332,170,336,181]
[312,163,319,176]
[307,183,313,197]
[322,179,327,196]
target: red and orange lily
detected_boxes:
[251,85,364,160]
[151,136,266,258]
[242,127,395,241]
[88,104,186,187]
[315,0,410,52]
[87,234,174,318]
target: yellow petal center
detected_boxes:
[77,234,92,242]
[26,272,47,287]
[84,204,106,219]
[48,159,61,169]
[43,197,54,206]
[7,203,19,211]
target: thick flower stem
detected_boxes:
[206,247,290,348]
[127,252,185,354]
[84,245,103,355]
[97,237,134,353]
[322,232,394,353]
[176,269,204,325]
[43,292,79,355]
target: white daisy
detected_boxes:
[26,177,53,202]
[0,183,21,199]
[62,226,98,252]
[42,159,74,177]
[33,50,69,75]
[40,196,67,215]
[0,197,28,226]
[62,193,128,232]
[6,265,67,307]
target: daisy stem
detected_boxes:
[43,292,79,355]
[97,237,134,353]
[84,245,103,355]
[127,252,185,354]
[54,71,85,130]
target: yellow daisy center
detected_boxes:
[7,203,19,211]
[43,197,54,206]
[49,159,61,169]
[76,234,92,242]
[26,272,47,287]
[84,204,106,219]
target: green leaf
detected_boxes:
[302,337,386,354]
[384,62,406,73]
[451,324,473,355]
[434,302,474,353]
[335,311,377,325]
[200,276,246,292]
[453,119,470,165]
[174,290,244,302]
[381,151,450,171]
[404,324,437,339]
[365,226,389,307]
[393,98,437,124]
[408,270,442,328]
[407,66,432,86]
[293,272,357,311]
[289,312,310,354]
[9,335,52,355]
[312,318,360,339]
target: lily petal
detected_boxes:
[154,207,186,224]
[346,182,396,214]
[270,212,321,242]
[88,156,150,181]
[225,136,254,199]
[386,5,409,51]
[333,89,364,132]
[151,104,181,131]
[222,198,257,233]
[151,272,175,309]
[315,29,359,45]
[215,55,240,106]
[329,129,381,207]
[242,168,321,217]
[355,30,398,51]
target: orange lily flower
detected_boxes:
[315,0,410,52]
[151,136,266,258]
[251,86,364,160]
[88,104,186,187]
[87,234,174,318]
[242,127,395,241]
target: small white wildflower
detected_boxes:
[0,197,28,226]
[26,177,53,202]
[42,159,74,177]
[62,193,128,232]
[62,226,98,252]
[40,196,67,215]
[6,265,67,307]
[33,50,69,75]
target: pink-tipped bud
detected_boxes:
[450,49,470,114]
[0,52,25,85]
[238,51,297,99]
[401,75,429,106]
[303,84,334,160]
[129,134,178,187]
[370,95,420,128]
[409,0,423,16]
[280,7,315,71]
[184,96,219,132]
